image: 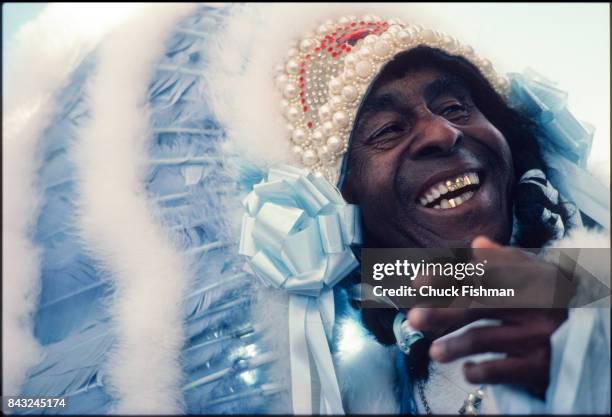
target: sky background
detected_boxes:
[3,3,610,179]
[3,3,46,52]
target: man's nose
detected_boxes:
[408,115,463,159]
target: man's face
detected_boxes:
[341,66,515,248]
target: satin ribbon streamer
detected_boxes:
[239,165,361,414]
[509,69,610,229]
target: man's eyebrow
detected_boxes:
[358,93,404,118]
[424,75,470,102]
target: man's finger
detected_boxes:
[471,235,501,249]
[407,307,508,335]
[430,324,542,363]
[463,357,548,394]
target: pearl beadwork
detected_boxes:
[275,14,510,184]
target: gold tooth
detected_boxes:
[464,175,471,185]
[448,198,456,208]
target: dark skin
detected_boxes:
[341,66,567,398]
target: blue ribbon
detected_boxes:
[239,164,361,414]
[509,69,610,229]
[509,68,594,168]
[239,164,361,296]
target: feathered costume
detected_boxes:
[3,3,610,415]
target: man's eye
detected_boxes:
[439,103,470,121]
[371,124,404,141]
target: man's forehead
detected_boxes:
[359,67,470,117]
[370,67,469,102]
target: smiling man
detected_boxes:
[249,13,610,415]
[341,47,516,248]
[6,4,609,416]
[338,45,582,412]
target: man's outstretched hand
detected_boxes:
[406,236,568,399]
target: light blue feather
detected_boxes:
[19,4,287,415]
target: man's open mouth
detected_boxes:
[417,171,481,209]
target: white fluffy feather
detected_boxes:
[71,4,197,413]
[2,3,139,396]
[334,316,400,414]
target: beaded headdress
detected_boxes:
[275,14,511,184]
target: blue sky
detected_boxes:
[3,3,46,51]
[3,2,47,87]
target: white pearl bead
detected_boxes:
[302,150,317,166]
[343,69,356,82]
[300,38,314,52]
[322,121,335,135]
[318,146,331,163]
[422,29,437,43]
[329,96,343,110]
[283,83,298,99]
[292,128,306,144]
[280,99,289,109]
[341,85,358,102]
[286,59,299,74]
[317,24,328,34]
[313,170,324,178]
[380,33,393,42]
[374,40,391,57]
[359,47,372,59]
[347,15,357,22]
[286,106,300,121]
[312,129,325,143]
[397,30,411,45]
[338,17,349,25]
[292,145,304,156]
[327,135,342,151]
[363,15,373,23]
[345,54,357,66]
[333,111,349,128]
[364,35,377,45]
[318,104,332,120]
[387,25,401,34]
[355,60,372,78]
[329,78,343,94]
[481,59,493,71]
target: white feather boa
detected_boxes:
[2,3,144,397]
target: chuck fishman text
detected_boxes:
[372,285,515,298]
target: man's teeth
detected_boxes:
[418,172,479,209]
